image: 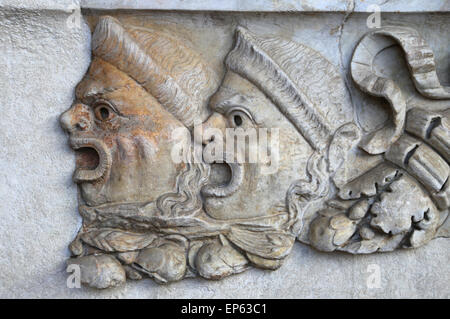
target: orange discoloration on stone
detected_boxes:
[70,103,91,128]
[62,49,190,208]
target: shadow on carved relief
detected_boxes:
[60,16,449,289]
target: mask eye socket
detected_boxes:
[233,114,243,126]
[93,100,116,122]
[226,107,254,128]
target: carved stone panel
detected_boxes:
[60,14,449,289]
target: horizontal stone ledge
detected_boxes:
[1,0,448,13]
[80,0,449,12]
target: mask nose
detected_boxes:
[194,112,227,145]
[60,103,92,133]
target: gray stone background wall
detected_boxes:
[0,0,448,298]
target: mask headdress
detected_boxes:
[92,16,219,129]
[225,27,336,152]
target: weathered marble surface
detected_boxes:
[0,2,448,297]
[80,0,450,12]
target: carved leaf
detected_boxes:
[81,229,158,252]
[226,225,295,260]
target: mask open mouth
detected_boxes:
[70,137,112,183]
[201,157,244,198]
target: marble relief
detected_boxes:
[60,16,449,288]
